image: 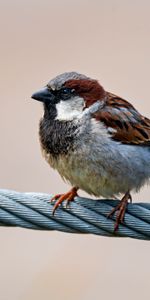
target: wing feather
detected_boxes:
[94,92,150,145]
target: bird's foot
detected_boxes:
[108,191,132,232]
[50,187,78,215]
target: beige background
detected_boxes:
[0,0,150,299]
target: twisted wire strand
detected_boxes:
[0,189,150,240]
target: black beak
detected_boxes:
[31,87,54,103]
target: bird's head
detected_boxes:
[32,72,106,121]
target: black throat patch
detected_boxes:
[39,117,78,157]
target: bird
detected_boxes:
[32,71,150,231]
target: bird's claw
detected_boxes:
[50,187,78,215]
[108,191,132,232]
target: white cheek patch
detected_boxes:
[56,96,85,121]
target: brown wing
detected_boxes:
[94,92,150,145]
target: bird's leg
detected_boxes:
[108,191,132,232]
[50,187,79,215]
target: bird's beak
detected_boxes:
[31,87,54,103]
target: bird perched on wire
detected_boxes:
[32,72,150,231]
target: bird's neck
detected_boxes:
[39,117,78,157]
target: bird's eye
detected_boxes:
[59,88,76,100]
[62,88,69,94]
[61,88,75,94]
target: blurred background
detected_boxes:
[0,0,150,299]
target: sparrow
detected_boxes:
[32,72,150,231]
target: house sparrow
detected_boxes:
[32,72,150,231]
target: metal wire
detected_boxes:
[0,189,150,240]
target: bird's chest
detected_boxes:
[39,118,78,161]
[39,117,113,193]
